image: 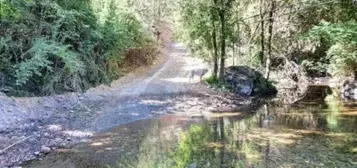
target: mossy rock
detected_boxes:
[224,66,277,96]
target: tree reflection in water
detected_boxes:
[123,101,357,168]
[25,100,357,168]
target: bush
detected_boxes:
[0,0,150,96]
[307,21,357,78]
[204,75,218,86]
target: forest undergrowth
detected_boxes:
[0,0,161,96]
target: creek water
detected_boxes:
[24,99,357,168]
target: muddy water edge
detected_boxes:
[23,97,357,168]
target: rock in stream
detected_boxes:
[224,66,277,97]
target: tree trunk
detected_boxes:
[219,11,226,83]
[237,22,240,60]
[212,18,219,79]
[232,45,235,66]
[260,0,265,65]
[236,0,241,63]
[155,0,162,48]
[265,0,276,80]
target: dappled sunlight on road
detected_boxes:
[162,77,191,83]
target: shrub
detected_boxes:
[0,0,151,96]
[307,21,357,78]
[204,75,218,86]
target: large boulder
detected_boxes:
[224,66,277,97]
[342,80,357,100]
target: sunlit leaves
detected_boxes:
[308,21,357,76]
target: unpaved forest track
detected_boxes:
[0,43,252,168]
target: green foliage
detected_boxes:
[0,1,22,20]
[13,38,80,86]
[307,21,357,77]
[178,0,357,81]
[177,0,218,57]
[204,75,218,86]
[239,49,263,68]
[301,59,328,76]
[0,0,150,96]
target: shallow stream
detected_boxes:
[24,99,357,168]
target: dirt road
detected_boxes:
[0,43,250,167]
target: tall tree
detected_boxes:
[211,9,219,79]
[259,0,265,65]
[213,0,234,83]
[178,0,221,79]
[265,0,276,80]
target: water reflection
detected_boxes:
[25,100,357,168]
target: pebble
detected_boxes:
[33,151,40,156]
[40,146,51,154]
